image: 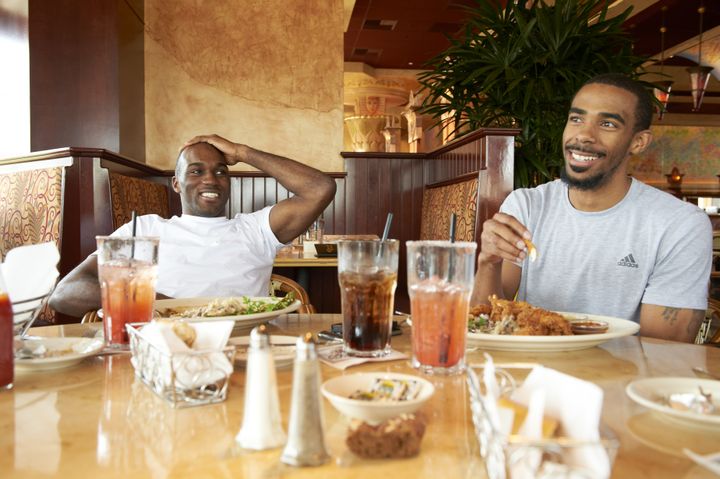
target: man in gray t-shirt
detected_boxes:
[471,74,711,342]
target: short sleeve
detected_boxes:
[642,211,712,310]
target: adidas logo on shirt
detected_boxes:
[617,254,638,268]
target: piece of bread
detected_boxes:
[155,318,197,348]
[497,397,559,438]
[346,413,427,459]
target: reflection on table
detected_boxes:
[1,316,719,478]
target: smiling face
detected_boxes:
[172,143,230,217]
[561,83,651,191]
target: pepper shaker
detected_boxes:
[281,333,330,466]
[235,325,286,450]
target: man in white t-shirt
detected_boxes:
[470,74,712,342]
[50,134,336,318]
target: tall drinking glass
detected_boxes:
[96,236,159,348]
[407,241,476,375]
[337,239,399,358]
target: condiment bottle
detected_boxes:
[281,333,330,466]
[0,270,14,390]
[235,325,286,450]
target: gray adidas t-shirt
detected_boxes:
[501,178,712,323]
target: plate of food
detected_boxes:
[466,297,639,352]
[626,378,720,429]
[15,337,105,371]
[153,295,301,333]
[227,334,298,368]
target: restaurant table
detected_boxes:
[2,315,719,479]
[273,235,378,292]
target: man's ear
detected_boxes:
[171,176,180,194]
[629,129,653,156]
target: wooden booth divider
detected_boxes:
[0,128,518,320]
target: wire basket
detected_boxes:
[12,290,54,336]
[467,366,619,479]
[127,323,236,408]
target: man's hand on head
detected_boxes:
[183,134,246,166]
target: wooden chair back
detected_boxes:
[270,274,316,314]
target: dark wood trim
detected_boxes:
[428,127,521,157]
[426,171,479,188]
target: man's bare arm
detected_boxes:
[470,213,528,305]
[639,303,705,343]
[49,256,101,318]
[185,134,336,244]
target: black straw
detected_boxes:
[449,213,456,243]
[130,211,137,260]
[439,212,458,366]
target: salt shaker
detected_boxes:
[235,325,286,450]
[281,333,330,466]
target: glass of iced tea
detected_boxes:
[337,239,399,357]
[407,241,477,375]
[96,236,159,349]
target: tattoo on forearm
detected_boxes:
[661,307,680,325]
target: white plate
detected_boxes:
[626,377,720,429]
[15,337,105,371]
[152,297,301,333]
[466,312,639,352]
[228,335,298,368]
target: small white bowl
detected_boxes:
[321,372,434,424]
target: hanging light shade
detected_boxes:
[653,80,674,120]
[654,9,672,121]
[686,2,713,112]
[686,66,713,111]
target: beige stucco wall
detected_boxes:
[144,0,344,172]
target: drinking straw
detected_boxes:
[381,212,394,241]
[439,212,458,365]
[130,210,137,260]
[377,212,393,259]
[449,212,457,243]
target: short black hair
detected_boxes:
[174,142,224,176]
[577,73,653,132]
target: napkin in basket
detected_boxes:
[0,242,59,323]
[132,320,234,390]
[510,366,610,478]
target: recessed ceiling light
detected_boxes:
[408,62,414,66]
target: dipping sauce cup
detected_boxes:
[96,236,159,348]
[337,240,399,358]
[407,241,476,375]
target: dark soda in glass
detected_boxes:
[339,270,397,357]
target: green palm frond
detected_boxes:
[418,0,653,187]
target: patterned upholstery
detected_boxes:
[109,172,171,228]
[0,166,64,323]
[420,176,479,242]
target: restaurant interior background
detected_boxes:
[1,0,719,178]
[1,0,720,313]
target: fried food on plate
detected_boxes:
[469,295,572,336]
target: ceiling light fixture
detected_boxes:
[686,0,713,112]
[653,6,673,120]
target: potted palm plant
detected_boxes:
[418,0,651,187]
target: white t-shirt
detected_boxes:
[501,178,712,322]
[110,206,283,298]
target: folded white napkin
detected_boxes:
[316,344,407,370]
[510,366,609,478]
[1,242,59,323]
[132,321,234,390]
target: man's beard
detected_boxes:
[560,155,624,191]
